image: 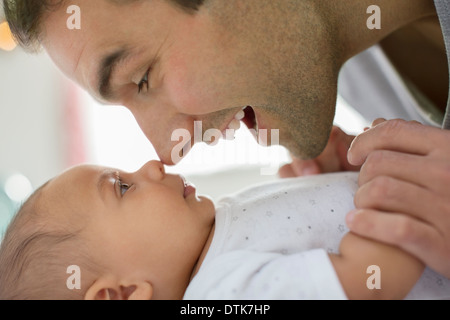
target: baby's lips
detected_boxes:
[180,174,196,198]
[184,183,196,198]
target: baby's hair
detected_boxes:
[0,181,99,300]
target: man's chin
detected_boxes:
[282,138,327,160]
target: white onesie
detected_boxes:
[183,172,450,300]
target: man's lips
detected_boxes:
[175,106,262,160]
[221,106,259,140]
[220,107,245,140]
[241,106,257,131]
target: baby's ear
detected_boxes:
[125,282,153,300]
[84,276,153,300]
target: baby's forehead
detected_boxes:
[50,164,105,189]
[40,164,107,212]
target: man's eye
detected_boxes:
[138,69,150,94]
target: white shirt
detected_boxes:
[183,172,450,300]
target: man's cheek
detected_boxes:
[162,57,191,109]
[166,50,225,114]
[165,70,212,115]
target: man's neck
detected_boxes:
[322,0,439,63]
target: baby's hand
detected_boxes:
[278,126,361,178]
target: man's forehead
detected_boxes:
[42,4,89,75]
[42,0,142,100]
[43,23,104,102]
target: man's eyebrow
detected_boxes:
[98,48,131,101]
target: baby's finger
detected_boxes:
[278,163,296,178]
[290,159,321,176]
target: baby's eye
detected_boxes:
[118,181,130,196]
[114,172,131,197]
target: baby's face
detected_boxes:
[42,160,215,298]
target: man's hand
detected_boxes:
[278,126,361,178]
[346,118,450,278]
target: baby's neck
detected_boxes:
[190,222,216,281]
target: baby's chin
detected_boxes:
[195,194,216,216]
[197,194,215,206]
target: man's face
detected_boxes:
[42,0,338,164]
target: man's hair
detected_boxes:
[0,183,99,300]
[2,0,206,52]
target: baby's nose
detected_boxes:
[139,160,166,181]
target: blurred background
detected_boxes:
[0,21,368,234]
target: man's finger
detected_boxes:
[358,150,450,195]
[348,119,439,166]
[358,150,426,187]
[354,176,448,224]
[371,118,387,127]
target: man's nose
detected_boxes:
[127,102,197,165]
[140,117,197,166]
[155,127,195,165]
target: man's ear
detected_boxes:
[84,276,153,300]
